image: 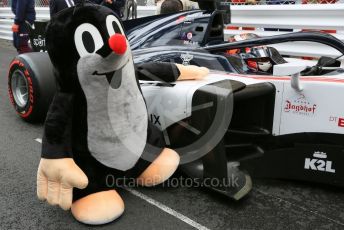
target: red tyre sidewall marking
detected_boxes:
[8,59,35,118]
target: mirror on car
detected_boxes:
[273,63,308,77]
[273,63,308,92]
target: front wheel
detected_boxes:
[8,53,56,122]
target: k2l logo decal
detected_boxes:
[284,94,317,116]
[304,151,335,173]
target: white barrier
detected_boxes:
[0,6,156,40]
[225,5,344,58]
[1,5,344,58]
[230,4,344,30]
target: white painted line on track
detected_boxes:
[35,138,42,144]
[125,188,210,230]
[34,138,210,230]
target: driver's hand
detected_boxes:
[37,158,88,210]
[176,64,209,81]
[12,24,19,33]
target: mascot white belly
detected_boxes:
[77,52,148,171]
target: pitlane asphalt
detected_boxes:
[1,40,344,230]
[133,179,344,230]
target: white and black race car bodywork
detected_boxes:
[141,66,344,189]
[7,0,344,199]
[129,23,344,192]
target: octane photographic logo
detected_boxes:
[107,51,233,165]
[284,94,317,116]
[304,151,335,173]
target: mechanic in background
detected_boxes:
[160,0,183,14]
[156,0,198,14]
[49,0,104,17]
[50,0,84,17]
[101,0,126,18]
[11,0,36,54]
[50,0,124,18]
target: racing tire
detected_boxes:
[8,53,56,123]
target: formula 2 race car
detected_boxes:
[7,0,344,199]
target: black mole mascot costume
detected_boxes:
[36,2,209,225]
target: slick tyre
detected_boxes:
[8,53,56,123]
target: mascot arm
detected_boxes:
[37,92,88,210]
[41,92,74,159]
[136,62,209,82]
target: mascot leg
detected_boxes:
[137,148,180,186]
[70,148,179,224]
[70,153,126,225]
[71,190,124,225]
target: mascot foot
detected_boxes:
[71,190,124,225]
[137,148,180,186]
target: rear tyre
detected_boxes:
[8,53,56,123]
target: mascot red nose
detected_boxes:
[109,34,127,55]
[36,2,208,225]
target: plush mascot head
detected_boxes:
[46,3,149,171]
[46,3,130,92]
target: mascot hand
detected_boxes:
[176,64,209,81]
[37,158,89,210]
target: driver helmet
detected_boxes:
[240,46,272,72]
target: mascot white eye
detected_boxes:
[74,23,104,57]
[106,15,125,36]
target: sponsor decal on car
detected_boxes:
[183,40,198,46]
[180,32,197,46]
[32,35,47,52]
[304,151,335,173]
[33,35,45,48]
[329,116,344,128]
[149,113,161,126]
[180,53,194,66]
[284,94,317,116]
